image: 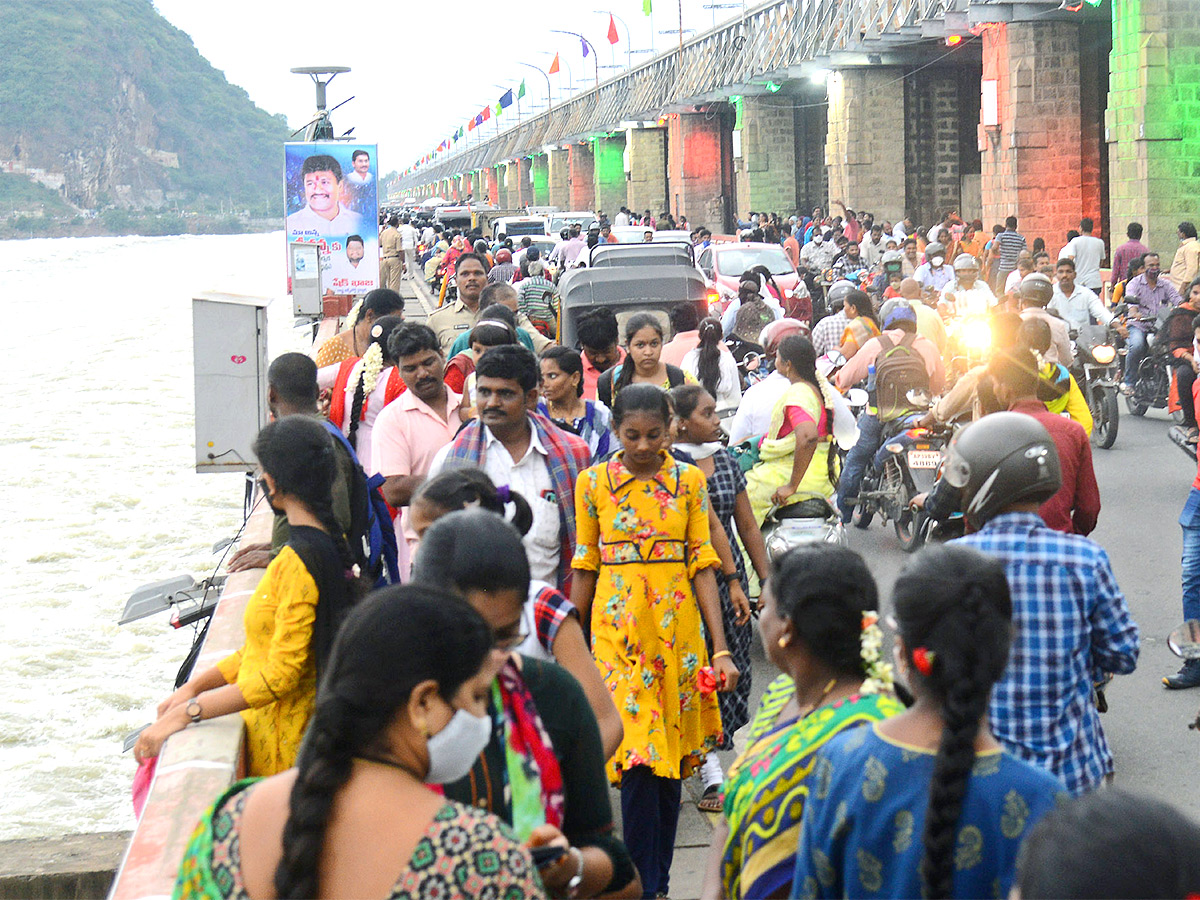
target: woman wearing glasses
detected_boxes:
[411,504,640,899]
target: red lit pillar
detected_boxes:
[485,167,500,206]
[666,111,734,232]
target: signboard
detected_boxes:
[285,142,379,296]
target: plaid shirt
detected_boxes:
[811,310,849,357]
[443,413,591,590]
[958,512,1139,795]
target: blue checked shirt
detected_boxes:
[958,512,1139,795]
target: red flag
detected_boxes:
[607,14,619,45]
[482,105,491,121]
[548,53,561,75]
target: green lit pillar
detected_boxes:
[531,154,550,207]
[1107,0,1200,254]
[593,134,626,219]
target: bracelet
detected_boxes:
[712,650,732,662]
[723,571,740,584]
[566,846,584,899]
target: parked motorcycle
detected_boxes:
[1072,318,1123,449]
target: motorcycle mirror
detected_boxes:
[1167,620,1200,659]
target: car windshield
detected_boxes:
[551,216,597,232]
[504,221,547,236]
[715,246,794,277]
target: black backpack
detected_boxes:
[874,332,930,421]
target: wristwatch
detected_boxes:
[185,698,203,724]
[566,847,584,899]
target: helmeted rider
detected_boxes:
[947,411,1139,795]
[1018,272,1075,367]
[939,253,996,318]
[914,241,954,295]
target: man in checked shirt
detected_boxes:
[945,412,1140,795]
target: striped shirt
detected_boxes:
[995,230,1029,272]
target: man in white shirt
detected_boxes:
[285,154,363,237]
[613,206,631,226]
[1048,258,1115,331]
[1061,217,1107,293]
[1017,273,1075,367]
[860,223,888,268]
[326,234,375,294]
[428,345,590,589]
[939,254,996,317]
[397,216,419,279]
[799,230,838,273]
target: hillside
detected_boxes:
[0,0,290,212]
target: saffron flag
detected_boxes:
[643,0,651,14]
[581,37,589,58]
[518,79,526,99]
[607,14,619,44]
[549,53,561,75]
[500,89,514,109]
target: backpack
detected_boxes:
[321,421,401,588]
[874,332,930,421]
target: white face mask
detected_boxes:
[424,707,492,784]
[931,256,945,268]
[813,235,823,244]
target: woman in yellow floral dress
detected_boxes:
[571,384,739,899]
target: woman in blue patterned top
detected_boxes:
[792,545,1065,899]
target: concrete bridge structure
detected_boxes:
[398,0,1200,256]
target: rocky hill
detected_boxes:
[0,0,290,212]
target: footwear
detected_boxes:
[1163,660,1200,690]
[1119,383,1134,396]
[697,784,724,813]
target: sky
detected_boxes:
[152,0,750,178]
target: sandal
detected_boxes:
[697,784,724,813]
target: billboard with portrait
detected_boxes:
[285,142,379,296]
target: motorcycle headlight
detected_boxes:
[1092,344,1116,364]
[962,319,991,352]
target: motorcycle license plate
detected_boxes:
[908,450,941,469]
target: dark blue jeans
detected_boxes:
[620,766,682,898]
[1181,489,1200,621]
[837,412,884,523]
[1125,327,1149,387]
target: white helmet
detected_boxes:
[953,253,980,272]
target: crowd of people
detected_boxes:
[132,203,1200,899]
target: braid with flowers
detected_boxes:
[857,611,894,695]
[343,298,364,332]
[347,315,404,452]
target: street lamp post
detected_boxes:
[592,10,633,69]
[539,51,574,103]
[517,62,553,114]
[550,29,600,87]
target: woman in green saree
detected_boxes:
[745,335,840,526]
[699,545,901,900]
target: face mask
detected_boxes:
[813,235,823,244]
[424,707,492,784]
[931,256,944,268]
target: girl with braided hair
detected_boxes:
[137,417,364,776]
[320,314,406,472]
[792,545,1064,899]
[173,586,546,899]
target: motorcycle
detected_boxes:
[942,314,992,388]
[1072,318,1123,450]
[851,400,953,552]
[761,497,847,563]
[1126,314,1184,422]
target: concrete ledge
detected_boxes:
[0,832,129,900]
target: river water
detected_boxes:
[0,232,308,840]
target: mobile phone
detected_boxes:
[531,845,568,868]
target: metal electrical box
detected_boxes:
[193,292,269,474]
[289,240,323,316]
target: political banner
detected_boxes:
[285,142,379,297]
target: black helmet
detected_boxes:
[1020,272,1054,306]
[826,279,857,307]
[943,411,1062,531]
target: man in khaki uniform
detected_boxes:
[379,215,403,292]
[427,252,487,354]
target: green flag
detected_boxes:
[496,101,503,116]
[643,0,651,14]
[518,79,526,99]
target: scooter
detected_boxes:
[761,497,847,562]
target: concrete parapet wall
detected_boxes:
[0,832,129,900]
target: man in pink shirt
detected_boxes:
[661,302,702,367]
[371,323,463,566]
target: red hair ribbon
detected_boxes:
[912,647,936,677]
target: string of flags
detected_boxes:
[405,9,650,175]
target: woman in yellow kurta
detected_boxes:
[570,384,739,900]
[746,335,840,525]
[135,416,359,776]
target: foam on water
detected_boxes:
[0,232,309,839]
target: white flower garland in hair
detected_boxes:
[814,370,838,414]
[344,298,364,331]
[360,339,384,396]
[859,611,894,695]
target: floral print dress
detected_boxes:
[573,451,723,785]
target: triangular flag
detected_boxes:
[581,37,589,58]
[643,0,651,14]
[549,53,561,75]
[500,89,513,109]
[607,14,619,44]
[518,79,526,99]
